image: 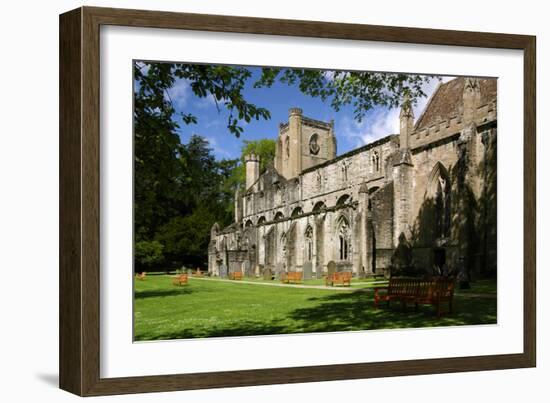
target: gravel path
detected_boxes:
[187,276,370,291]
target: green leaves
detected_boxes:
[135,240,164,270]
[181,113,197,125]
[254,68,437,123]
[171,63,267,137]
[155,206,216,267]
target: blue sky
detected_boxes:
[164,66,451,160]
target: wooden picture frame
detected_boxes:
[59,6,536,396]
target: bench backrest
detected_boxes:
[387,277,455,298]
[388,278,417,296]
[330,272,352,281]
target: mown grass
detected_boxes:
[134,275,496,341]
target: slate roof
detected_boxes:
[415,77,497,131]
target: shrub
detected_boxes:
[135,240,164,271]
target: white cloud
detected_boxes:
[337,75,455,148]
[322,70,336,82]
[195,92,232,111]
[163,77,230,112]
[205,118,223,129]
[338,109,400,148]
[204,135,232,158]
[165,78,191,111]
[195,93,218,109]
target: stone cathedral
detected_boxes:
[208,77,497,279]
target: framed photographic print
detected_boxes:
[59,6,536,396]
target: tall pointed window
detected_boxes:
[435,175,451,238]
[341,162,349,182]
[337,216,350,261]
[284,135,290,158]
[372,151,380,172]
[280,232,287,255]
[305,225,313,262]
[428,163,451,239]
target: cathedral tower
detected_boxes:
[274,108,337,179]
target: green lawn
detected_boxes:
[134,275,497,341]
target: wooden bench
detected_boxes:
[194,269,204,277]
[325,271,352,287]
[229,271,243,280]
[172,274,188,286]
[135,271,146,280]
[374,277,455,317]
[281,272,303,284]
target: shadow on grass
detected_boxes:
[135,290,496,341]
[288,290,496,332]
[135,320,288,341]
[136,288,497,341]
[134,288,195,300]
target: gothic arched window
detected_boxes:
[280,232,287,254]
[312,201,326,213]
[305,225,313,262]
[435,176,451,238]
[341,162,349,182]
[316,171,322,190]
[291,206,303,218]
[284,135,290,158]
[337,216,350,261]
[372,151,380,172]
[428,163,451,239]
[336,194,350,206]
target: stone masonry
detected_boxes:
[208,77,497,278]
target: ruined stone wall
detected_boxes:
[410,137,460,230]
[212,133,400,277]
[243,135,398,225]
[406,118,497,274]
[211,78,498,279]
